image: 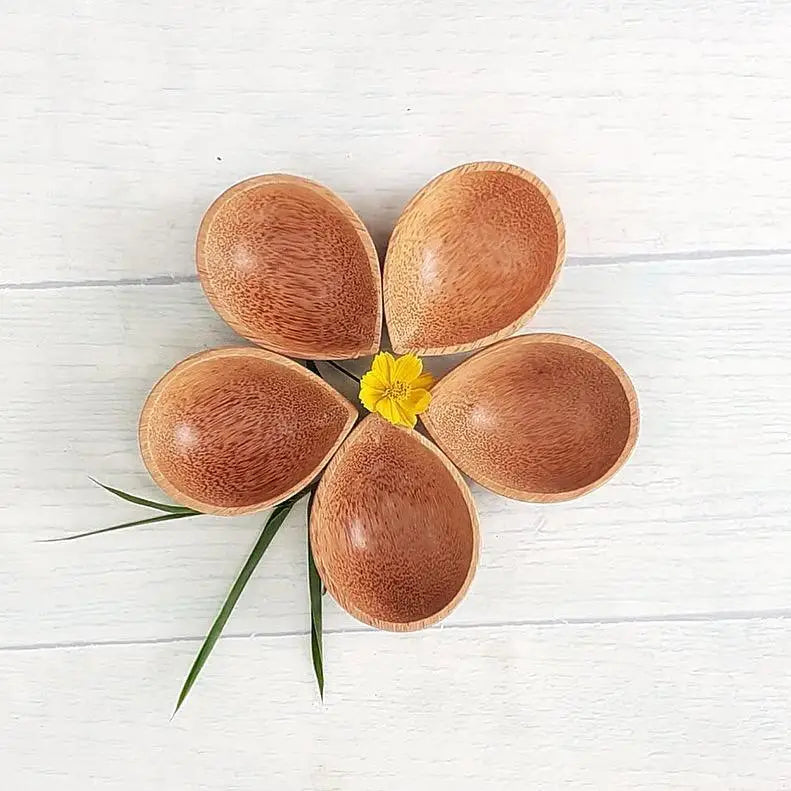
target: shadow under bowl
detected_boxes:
[197,174,382,360]
[422,334,639,502]
[139,347,357,515]
[384,161,565,356]
[310,415,479,631]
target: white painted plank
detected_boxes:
[3,1,791,283]
[2,256,790,646]
[3,619,790,789]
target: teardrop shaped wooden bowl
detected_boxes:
[384,161,565,356]
[197,174,382,360]
[422,334,639,502]
[139,347,357,515]
[310,416,479,631]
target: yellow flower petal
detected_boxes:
[406,387,431,414]
[360,369,387,391]
[395,401,418,428]
[360,352,433,427]
[393,353,423,384]
[371,352,396,384]
[384,398,416,428]
[375,396,400,425]
[359,382,384,412]
[412,372,435,390]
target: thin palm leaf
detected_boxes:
[90,478,197,514]
[305,359,321,377]
[307,532,324,699]
[306,482,326,695]
[173,492,304,714]
[324,359,361,383]
[40,511,197,542]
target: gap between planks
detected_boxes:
[4,248,791,291]
[4,608,791,655]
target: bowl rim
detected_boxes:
[309,414,480,632]
[383,161,566,357]
[138,346,358,516]
[421,333,640,502]
[196,173,383,360]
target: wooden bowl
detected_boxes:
[384,162,565,356]
[139,347,357,515]
[422,334,639,502]
[197,174,382,360]
[310,415,479,631]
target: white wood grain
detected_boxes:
[5,5,791,783]
[3,256,790,647]
[4,619,790,789]
[3,0,791,284]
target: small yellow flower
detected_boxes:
[359,352,435,428]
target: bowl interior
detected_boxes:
[140,348,356,514]
[310,416,478,630]
[384,163,564,355]
[422,335,638,501]
[197,175,381,359]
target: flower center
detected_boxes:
[384,380,410,401]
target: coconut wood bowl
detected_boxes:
[197,174,382,360]
[139,347,357,515]
[384,162,565,356]
[310,415,479,631]
[422,334,639,502]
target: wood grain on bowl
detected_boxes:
[421,334,639,502]
[197,174,382,359]
[139,347,357,515]
[310,415,479,631]
[383,162,565,356]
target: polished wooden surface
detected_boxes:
[384,162,564,356]
[197,174,381,359]
[310,415,479,631]
[422,334,638,502]
[139,347,356,514]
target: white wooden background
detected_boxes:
[2,1,790,788]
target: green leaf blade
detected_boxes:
[173,494,303,715]
[307,487,324,699]
[325,359,361,384]
[308,542,324,699]
[90,478,198,514]
[40,510,197,542]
